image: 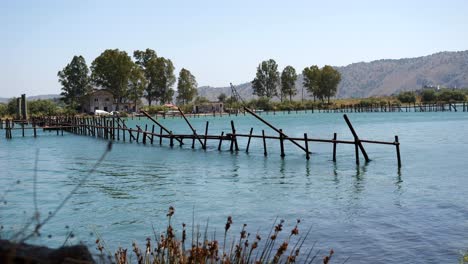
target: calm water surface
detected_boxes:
[1,112,467,263]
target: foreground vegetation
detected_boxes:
[91,207,335,264]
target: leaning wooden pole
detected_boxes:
[176,107,204,148]
[140,110,183,145]
[243,106,310,154]
[343,114,370,162]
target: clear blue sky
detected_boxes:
[1,0,467,97]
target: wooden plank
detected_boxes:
[243,107,310,154]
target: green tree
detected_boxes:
[217,93,227,102]
[0,103,7,117]
[302,65,321,101]
[280,66,298,101]
[153,57,176,104]
[320,65,341,104]
[421,89,436,102]
[133,49,158,106]
[251,59,280,98]
[397,91,416,103]
[91,49,135,111]
[57,55,91,110]
[128,65,146,112]
[28,100,59,116]
[176,68,198,105]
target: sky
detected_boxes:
[1,0,467,97]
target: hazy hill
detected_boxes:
[3,51,467,103]
[199,50,468,100]
[0,94,61,104]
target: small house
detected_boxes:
[82,89,135,114]
[193,102,224,113]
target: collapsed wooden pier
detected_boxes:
[1,107,402,167]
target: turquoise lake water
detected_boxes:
[0,112,467,263]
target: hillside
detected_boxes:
[199,50,468,100]
[3,51,467,103]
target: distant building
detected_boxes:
[81,89,135,113]
[193,102,224,113]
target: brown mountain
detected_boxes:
[198,50,468,100]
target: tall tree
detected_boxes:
[251,59,280,99]
[320,65,341,104]
[91,49,134,111]
[128,65,146,112]
[280,66,298,101]
[57,55,90,110]
[176,68,198,105]
[153,57,176,104]
[302,65,321,101]
[133,49,158,106]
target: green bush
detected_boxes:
[421,89,437,102]
[28,100,60,116]
[437,89,466,102]
[0,103,7,117]
[397,91,416,104]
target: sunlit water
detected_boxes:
[1,112,467,263]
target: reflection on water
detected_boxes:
[0,112,467,263]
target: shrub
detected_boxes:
[421,89,437,102]
[397,91,416,104]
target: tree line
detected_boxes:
[58,48,198,112]
[251,59,342,104]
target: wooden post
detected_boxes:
[151,125,155,144]
[192,129,196,149]
[170,131,174,147]
[218,131,224,151]
[175,108,203,147]
[203,121,209,150]
[395,135,401,168]
[136,126,140,143]
[33,120,37,138]
[159,127,163,145]
[262,130,267,156]
[112,118,116,140]
[231,120,239,151]
[343,114,370,162]
[304,133,310,160]
[279,129,285,158]
[243,107,310,154]
[332,133,337,162]
[127,113,158,142]
[355,141,360,165]
[245,127,253,153]
[22,123,25,137]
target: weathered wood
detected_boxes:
[304,133,310,160]
[159,127,163,145]
[262,130,267,156]
[140,111,182,143]
[245,127,253,153]
[218,131,224,151]
[243,107,310,154]
[203,121,209,150]
[343,114,370,162]
[332,133,337,162]
[192,129,196,149]
[279,129,285,158]
[395,135,401,168]
[231,120,239,151]
[176,108,202,147]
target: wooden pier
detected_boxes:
[1,108,403,167]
